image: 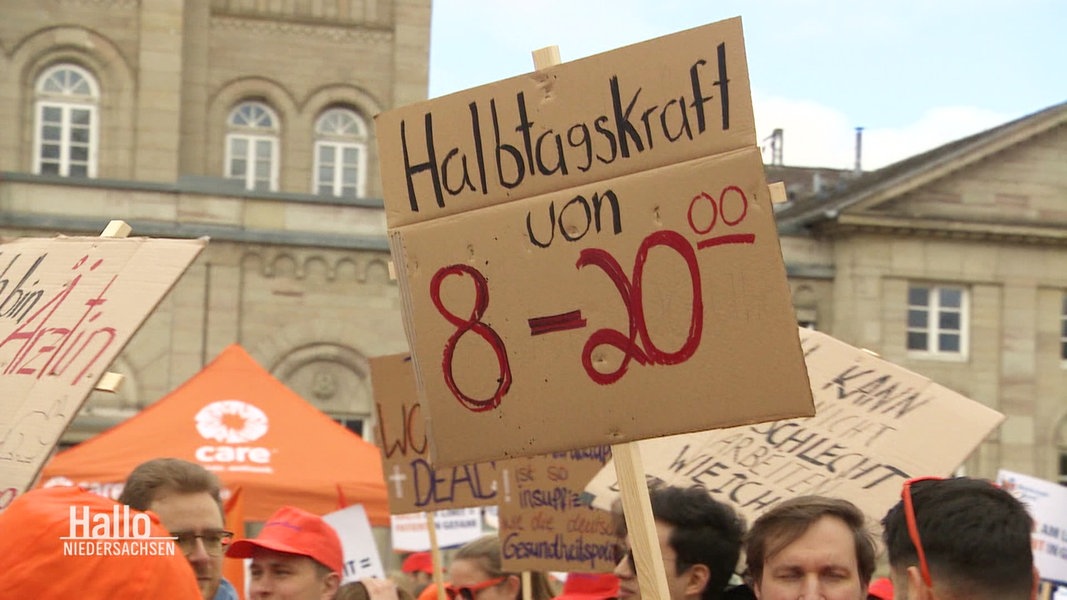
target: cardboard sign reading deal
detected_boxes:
[584,327,1006,524]
[370,353,500,514]
[498,446,617,573]
[0,235,207,509]
[377,19,814,468]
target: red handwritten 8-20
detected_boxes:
[428,185,753,412]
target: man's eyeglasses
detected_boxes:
[901,476,942,588]
[444,576,507,600]
[171,529,235,556]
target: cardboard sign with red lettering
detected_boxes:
[583,328,1006,524]
[0,235,207,511]
[371,353,500,514]
[376,17,813,468]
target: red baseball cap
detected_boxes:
[553,573,620,600]
[0,486,201,598]
[402,551,434,574]
[226,505,343,574]
[867,577,893,600]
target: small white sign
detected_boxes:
[997,470,1067,584]
[323,504,386,583]
[390,508,483,552]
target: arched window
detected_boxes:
[313,107,367,198]
[34,64,99,177]
[225,101,279,191]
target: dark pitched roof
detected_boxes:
[773,100,1067,232]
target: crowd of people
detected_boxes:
[0,455,1040,600]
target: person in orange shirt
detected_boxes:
[0,486,203,597]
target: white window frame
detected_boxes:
[225,102,279,191]
[33,64,99,178]
[906,283,969,361]
[225,133,279,192]
[312,108,367,198]
[1061,293,1067,367]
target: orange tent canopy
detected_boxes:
[41,344,389,524]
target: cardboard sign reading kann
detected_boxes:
[376,17,813,467]
[0,235,206,509]
[583,328,1006,524]
[371,353,500,514]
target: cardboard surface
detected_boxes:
[391,146,813,466]
[997,470,1067,584]
[0,235,206,510]
[371,353,500,514]
[376,17,754,228]
[498,446,617,573]
[584,327,1006,524]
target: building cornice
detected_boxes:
[817,214,1067,246]
[210,14,393,44]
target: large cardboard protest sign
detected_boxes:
[376,18,814,467]
[0,235,206,510]
[498,446,617,573]
[585,328,1005,523]
[997,470,1067,584]
[371,353,500,514]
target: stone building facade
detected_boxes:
[0,0,430,442]
[775,102,1067,485]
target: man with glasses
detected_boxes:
[613,485,747,600]
[227,505,344,600]
[882,476,1037,600]
[120,458,237,600]
[743,495,875,600]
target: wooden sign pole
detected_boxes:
[530,46,670,600]
[427,511,447,600]
[93,220,132,393]
[611,442,672,600]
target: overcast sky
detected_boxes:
[426,1,1067,170]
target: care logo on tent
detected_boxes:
[194,400,274,473]
[196,399,269,443]
[62,504,177,557]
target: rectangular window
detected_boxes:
[907,284,968,359]
[1061,294,1067,362]
[35,103,95,177]
[314,141,364,198]
[226,134,277,191]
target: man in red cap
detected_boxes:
[227,505,344,600]
[402,551,436,596]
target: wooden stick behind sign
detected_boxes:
[529,44,671,600]
[93,220,130,392]
[426,511,447,600]
[612,442,671,600]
